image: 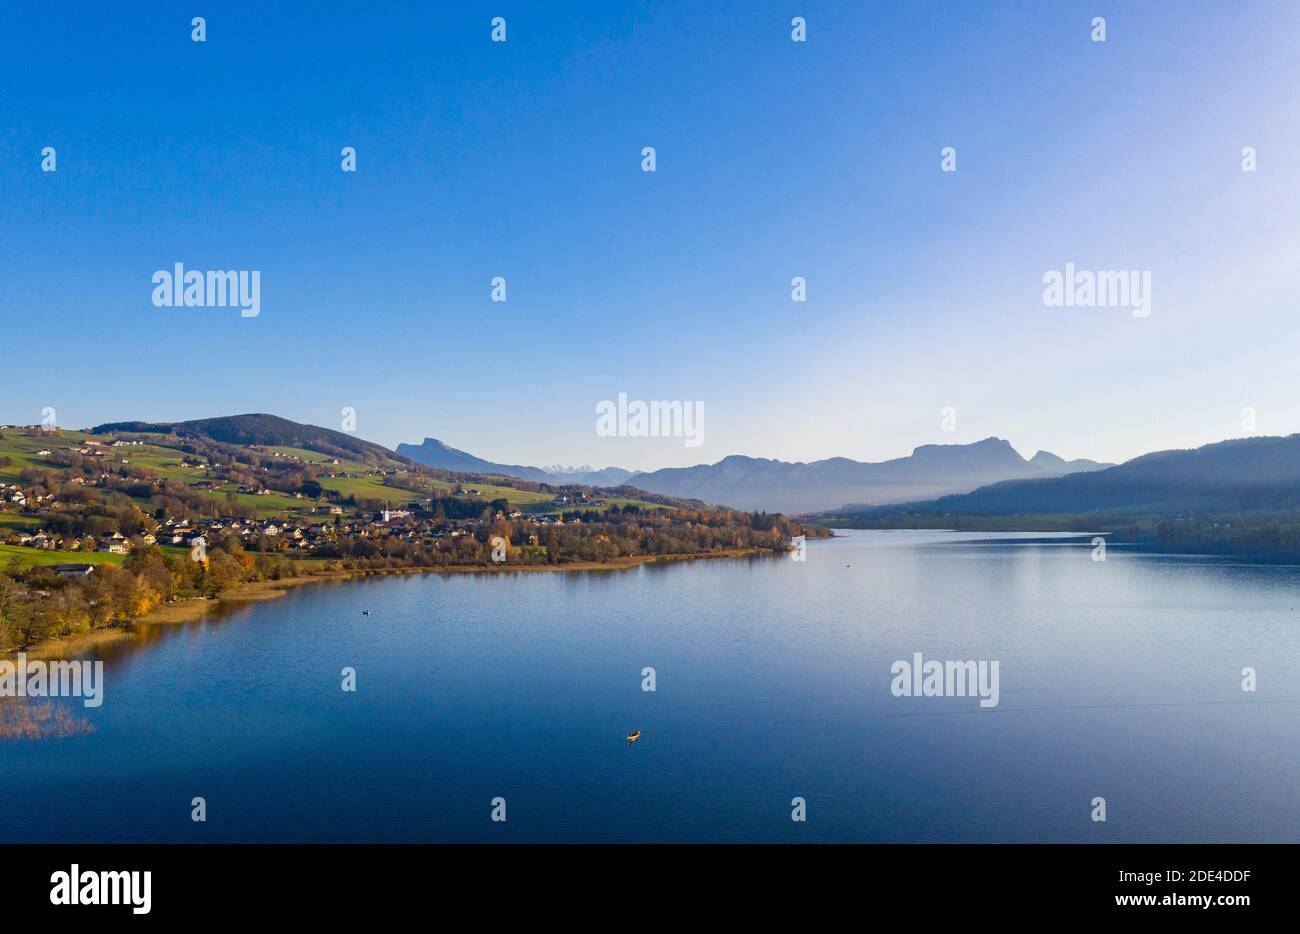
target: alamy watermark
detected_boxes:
[50,865,151,914]
[890,652,999,708]
[0,654,103,708]
[1043,262,1150,318]
[152,263,261,318]
[596,393,703,448]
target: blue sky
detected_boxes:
[2,1,1298,471]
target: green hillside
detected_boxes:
[0,415,666,526]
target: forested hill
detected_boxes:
[92,414,405,466]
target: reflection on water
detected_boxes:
[0,532,1296,843]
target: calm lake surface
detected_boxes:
[2,530,1296,843]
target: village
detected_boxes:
[0,420,799,659]
[2,492,616,577]
[0,428,618,579]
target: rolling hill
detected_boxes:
[94,414,399,465]
[74,415,669,516]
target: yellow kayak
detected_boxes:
[626,730,641,744]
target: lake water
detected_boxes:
[2,530,1296,843]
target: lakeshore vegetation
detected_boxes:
[0,416,824,654]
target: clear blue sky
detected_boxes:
[2,1,1298,470]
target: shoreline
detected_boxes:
[18,548,771,662]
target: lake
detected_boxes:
[2,530,1296,842]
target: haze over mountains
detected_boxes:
[625,439,1108,513]
[842,434,1300,518]
[396,438,635,487]
[77,417,1300,519]
[399,435,1110,513]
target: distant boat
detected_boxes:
[362,610,370,616]
[626,730,641,744]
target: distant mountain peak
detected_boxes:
[415,437,470,456]
[397,436,632,487]
[849,432,1300,518]
[626,437,1106,512]
[907,437,1026,467]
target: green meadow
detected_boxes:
[0,544,126,571]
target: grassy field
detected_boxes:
[0,429,206,489]
[317,475,426,504]
[258,445,397,472]
[460,481,553,505]
[0,542,335,574]
[230,490,313,515]
[0,544,126,571]
[0,430,346,518]
[261,445,344,464]
[0,429,97,484]
[0,513,39,530]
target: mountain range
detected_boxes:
[623,440,1108,513]
[395,438,635,487]
[398,435,1110,513]
[840,434,1300,518]
[81,416,1300,519]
